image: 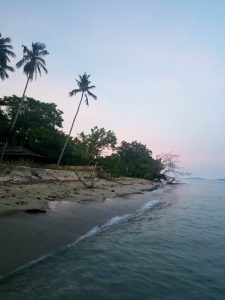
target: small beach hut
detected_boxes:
[0,146,45,162]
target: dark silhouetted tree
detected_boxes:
[0,33,15,80]
[57,73,97,165]
[0,42,49,162]
[156,152,191,183]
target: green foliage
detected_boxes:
[27,126,74,163]
[98,141,163,180]
[1,95,163,179]
[3,95,63,128]
[73,126,117,163]
[0,96,70,163]
[97,154,124,177]
[116,141,162,179]
[0,99,10,140]
[0,33,15,80]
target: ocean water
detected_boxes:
[0,180,225,299]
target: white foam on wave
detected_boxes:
[74,226,100,244]
[71,214,131,247]
[71,202,158,247]
[1,252,53,281]
[103,214,131,227]
[140,199,160,211]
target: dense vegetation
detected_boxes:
[0,96,163,180]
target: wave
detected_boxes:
[1,198,161,281]
[72,200,159,246]
[140,199,160,211]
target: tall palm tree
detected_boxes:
[0,42,49,163]
[0,33,15,80]
[57,73,97,166]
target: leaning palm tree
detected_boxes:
[0,33,16,80]
[57,73,97,166]
[0,42,49,163]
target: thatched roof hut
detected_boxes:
[0,146,45,162]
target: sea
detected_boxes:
[0,179,225,300]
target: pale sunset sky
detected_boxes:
[1,0,225,178]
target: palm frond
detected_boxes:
[36,57,46,65]
[87,90,97,100]
[16,57,26,68]
[2,37,11,44]
[16,42,49,80]
[85,93,89,106]
[0,33,16,80]
[0,65,13,79]
[0,68,9,80]
[70,73,97,105]
[0,44,14,50]
[4,65,14,72]
[37,62,48,74]
[38,50,49,57]
[2,49,16,58]
[69,88,81,96]
[36,64,41,77]
[88,85,96,90]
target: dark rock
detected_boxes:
[25,208,46,214]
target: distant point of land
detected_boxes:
[184,177,205,180]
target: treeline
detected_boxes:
[0,96,163,180]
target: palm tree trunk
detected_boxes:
[0,75,30,163]
[57,92,84,166]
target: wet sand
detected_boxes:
[0,190,159,278]
[0,165,161,277]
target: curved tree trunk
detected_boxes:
[0,75,30,163]
[57,92,84,166]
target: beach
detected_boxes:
[0,165,160,277]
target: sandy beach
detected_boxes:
[0,164,160,277]
[0,164,160,215]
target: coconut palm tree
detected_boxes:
[0,33,16,80]
[0,42,49,163]
[57,73,97,166]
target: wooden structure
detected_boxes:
[0,146,45,162]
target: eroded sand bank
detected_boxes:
[0,165,160,215]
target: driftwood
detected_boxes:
[74,163,98,189]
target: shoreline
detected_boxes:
[0,187,161,278]
[0,165,161,277]
[0,177,160,216]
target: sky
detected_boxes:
[0,0,225,178]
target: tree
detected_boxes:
[1,95,63,145]
[118,141,152,178]
[0,95,73,162]
[97,153,124,177]
[0,33,15,80]
[0,98,9,142]
[57,73,97,166]
[117,141,161,179]
[97,140,162,179]
[156,152,191,183]
[73,126,117,164]
[0,42,49,162]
